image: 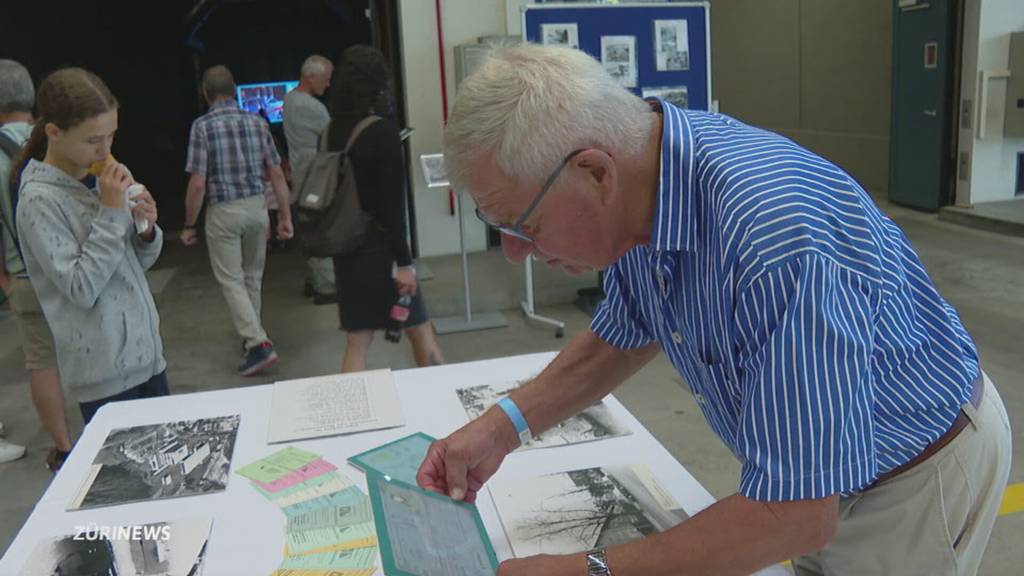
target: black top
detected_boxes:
[327,116,412,266]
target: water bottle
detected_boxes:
[384,295,412,343]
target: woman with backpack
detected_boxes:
[326,45,445,372]
[13,67,170,423]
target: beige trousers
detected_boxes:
[793,373,1012,576]
[205,195,270,348]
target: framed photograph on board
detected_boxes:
[540,22,580,49]
[654,19,690,71]
[419,153,450,188]
[642,86,689,109]
[600,35,638,88]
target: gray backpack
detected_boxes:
[293,115,380,257]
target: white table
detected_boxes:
[0,352,789,575]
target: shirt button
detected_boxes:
[695,393,706,405]
[672,331,683,344]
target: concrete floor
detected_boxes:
[1,199,1022,573]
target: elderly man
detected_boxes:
[283,54,336,304]
[0,59,73,469]
[417,45,1012,576]
[182,65,293,376]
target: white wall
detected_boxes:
[398,0,508,257]
[956,0,1024,205]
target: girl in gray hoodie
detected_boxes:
[12,68,169,424]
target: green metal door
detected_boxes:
[889,0,957,210]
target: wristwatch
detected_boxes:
[586,548,613,576]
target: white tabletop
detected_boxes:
[0,352,789,575]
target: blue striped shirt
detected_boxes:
[591,101,979,501]
[185,100,281,205]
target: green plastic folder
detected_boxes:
[367,472,498,576]
[348,432,435,486]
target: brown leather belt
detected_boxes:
[874,373,984,485]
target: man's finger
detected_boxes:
[444,444,471,501]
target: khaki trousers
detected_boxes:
[206,195,270,348]
[793,373,1012,576]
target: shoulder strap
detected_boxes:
[0,131,26,267]
[0,131,21,160]
[343,115,381,155]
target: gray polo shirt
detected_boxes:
[0,121,31,275]
[282,89,330,175]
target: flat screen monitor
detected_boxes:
[235,81,299,123]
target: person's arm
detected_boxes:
[267,163,291,225]
[129,188,163,269]
[418,329,660,502]
[180,172,206,246]
[181,121,208,246]
[366,121,412,267]
[16,165,132,309]
[498,494,837,576]
[261,121,292,239]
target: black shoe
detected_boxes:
[239,341,279,376]
[313,292,337,306]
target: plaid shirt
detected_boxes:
[185,100,281,205]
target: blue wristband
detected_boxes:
[497,397,532,446]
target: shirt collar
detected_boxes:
[649,98,698,253]
[209,99,238,111]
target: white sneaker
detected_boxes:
[0,439,26,464]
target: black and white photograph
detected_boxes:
[489,464,688,557]
[456,381,631,450]
[600,35,638,88]
[419,153,450,188]
[642,86,689,109]
[541,23,580,49]
[654,19,690,71]
[21,517,213,576]
[69,416,241,510]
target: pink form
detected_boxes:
[254,458,338,493]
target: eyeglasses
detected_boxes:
[475,149,586,243]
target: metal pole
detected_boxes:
[456,189,473,323]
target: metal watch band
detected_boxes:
[586,548,612,576]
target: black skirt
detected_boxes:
[333,228,429,332]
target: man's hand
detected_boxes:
[416,409,519,503]
[498,554,579,576]
[180,228,199,247]
[130,187,158,242]
[0,271,10,294]
[276,216,294,241]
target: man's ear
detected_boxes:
[573,149,617,204]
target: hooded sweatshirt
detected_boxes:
[16,159,166,402]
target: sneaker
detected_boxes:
[313,292,337,306]
[46,447,70,472]
[239,341,279,376]
[0,439,26,464]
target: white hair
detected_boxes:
[0,59,34,114]
[300,55,332,79]
[443,44,653,191]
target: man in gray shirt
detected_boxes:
[283,54,335,304]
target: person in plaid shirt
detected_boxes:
[181,65,293,376]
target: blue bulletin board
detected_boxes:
[523,2,712,111]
